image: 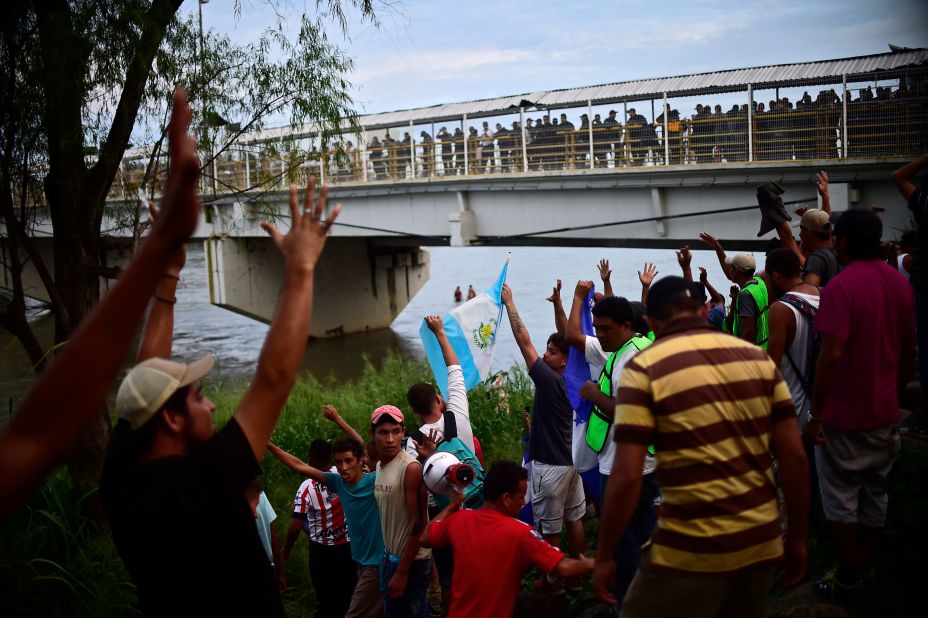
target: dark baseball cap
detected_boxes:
[646,276,703,317]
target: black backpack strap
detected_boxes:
[442,410,458,440]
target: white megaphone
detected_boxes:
[422,451,475,496]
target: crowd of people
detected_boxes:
[0,89,925,618]
[325,83,928,181]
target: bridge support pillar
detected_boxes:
[205,236,429,337]
[449,191,476,246]
[650,188,667,237]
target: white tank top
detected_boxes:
[375,450,431,560]
[778,291,820,427]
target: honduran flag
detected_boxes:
[420,259,509,397]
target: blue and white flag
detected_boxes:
[564,287,596,423]
[564,287,600,476]
[420,258,509,397]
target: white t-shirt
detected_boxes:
[405,364,474,456]
[584,337,655,476]
[778,292,820,428]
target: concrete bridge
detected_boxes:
[4,49,926,336]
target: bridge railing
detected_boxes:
[100,67,927,201]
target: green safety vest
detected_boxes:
[731,277,770,351]
[586,335,653,453]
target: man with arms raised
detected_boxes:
[501,284,586,592]
[593,276,809,617]
[421,460,594,617]
[101,177,340,616]
[566,281,654,607]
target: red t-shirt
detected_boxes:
[428,508,564,618]
[815,259,915,430]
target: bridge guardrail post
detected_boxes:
[587,100,594,170]
[841,74,848,159]
[520,107,528,173]
[663,92,670,166]
[462,113,469,176]
[747,85,754,163]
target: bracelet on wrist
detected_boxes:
[154,294,176,305]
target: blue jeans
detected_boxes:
[382,556,431,618]
[600,472,659,606]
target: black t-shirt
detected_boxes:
[101,419,283,617]
[526,358,573,466]
[803,247,838,287]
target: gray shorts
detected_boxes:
[816,424,901,528]
[531,461,586,535]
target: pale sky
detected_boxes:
[194,0,928,119]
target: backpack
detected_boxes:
[408,412,485,510]
[778,293,821,397]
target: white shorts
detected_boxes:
[531,461,586,535]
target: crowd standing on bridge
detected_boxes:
[0,89,925,618]
[328,83,928,182]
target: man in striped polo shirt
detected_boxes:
[283,439,354,618]
[592,276,810,617]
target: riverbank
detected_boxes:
[1,354,924,617]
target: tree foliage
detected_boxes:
[0,0,381,502]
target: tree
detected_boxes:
[0,0,379,507]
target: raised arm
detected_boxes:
[266,442,326,482]
[698,267,725,306]
[501,284,539,368]
[676,245,693,282]
[136,201,187,362]
[322,404,364,446]
[637,263,658,305]
[816,170,831,215]
[0,89,201,518]
[547,279,567,335]
[775,219,806,267]
[425,315,460,367]
[598,259,615,298]
[699,232,733,282]
[234,179,341,461]
[566,280,593,351]
[891,155,928,201]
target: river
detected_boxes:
[0,243,736,412]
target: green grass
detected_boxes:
[1,352,925,617]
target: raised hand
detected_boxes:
[816,170,829,197]
[425,315,445,335]
[794,206,809,217]
[152,88,202,246]
[322,404,341,423]
[260,177,341,272]
[574,279,594,299]
[597,259,612,282]
[414,428,439,460]
[638,263,658,287]
[698,266,709,284]
[676,245,692,269]
[699,232,721,250]
[501,283,514,307]
[546,279,562,304]
[147,199,186,277]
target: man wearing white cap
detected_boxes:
[101,178,340,617]
[724,252,771,350]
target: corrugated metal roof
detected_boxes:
[245,48,928,139]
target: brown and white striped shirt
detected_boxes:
[614,315,795,573]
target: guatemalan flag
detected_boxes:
[420,258,509,397]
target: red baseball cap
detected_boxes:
[371,405,404,425]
